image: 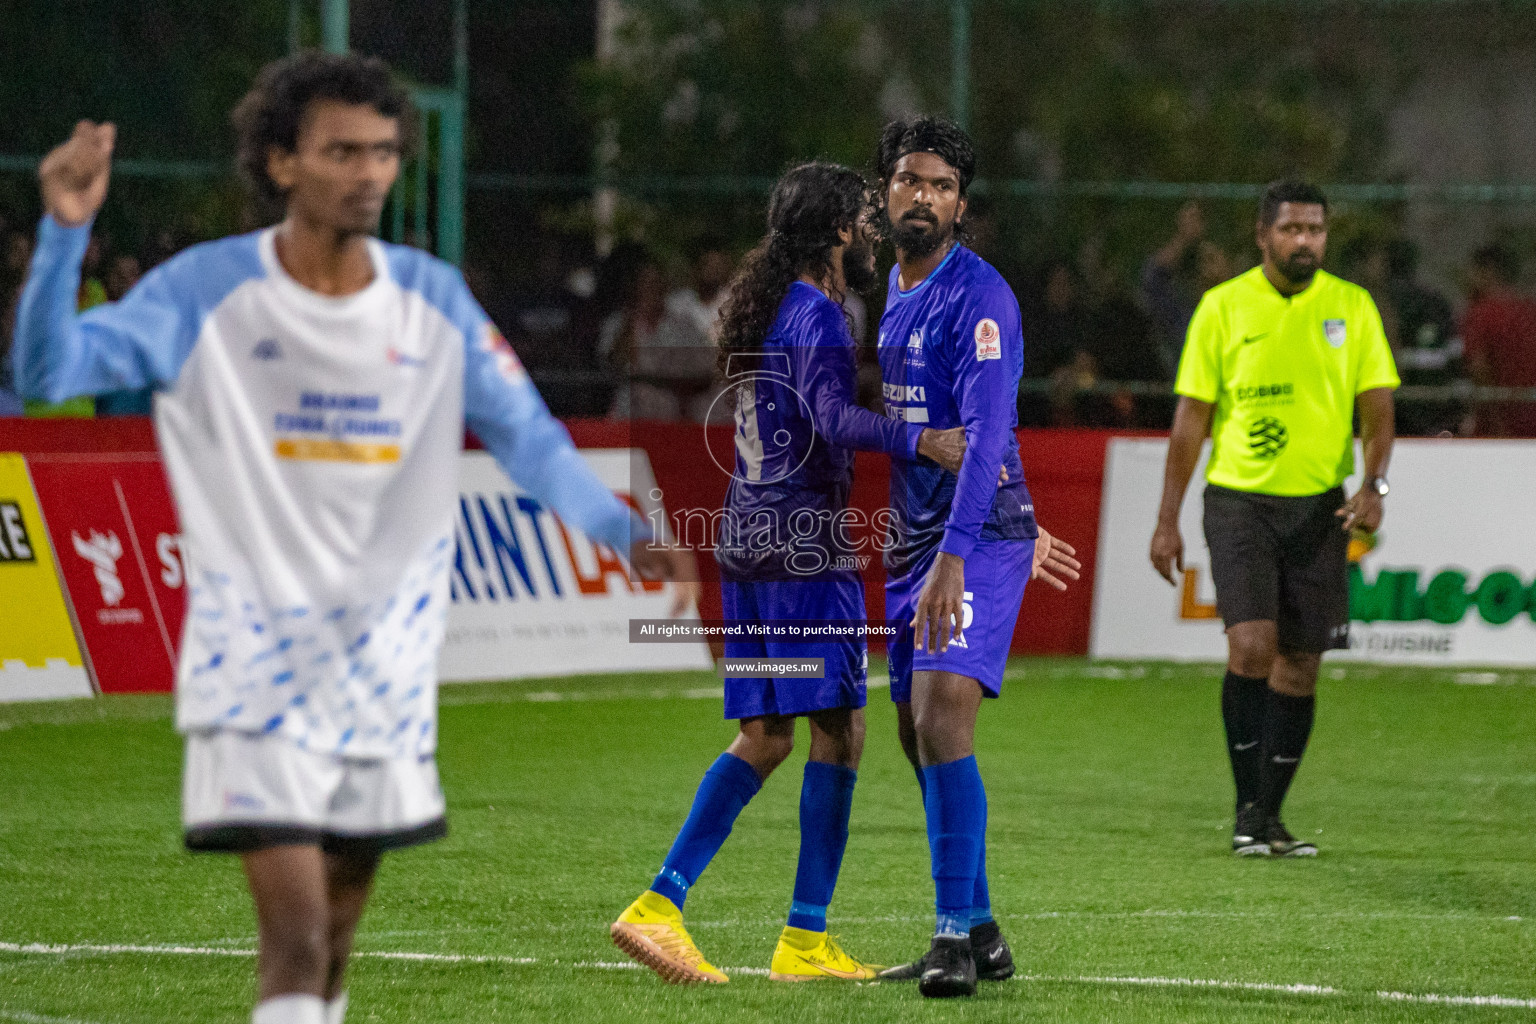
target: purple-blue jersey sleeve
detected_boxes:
[939,282,1023,560]
[791,302,923,458]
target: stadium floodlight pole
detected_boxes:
[321,0,348,54]
[950,0,972,131]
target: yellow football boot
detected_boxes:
[610,890,728,984]
[768,925,881,981]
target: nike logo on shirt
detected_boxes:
[1243,332,1269,344]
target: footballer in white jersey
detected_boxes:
[12,53,694,1024]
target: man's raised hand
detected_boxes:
[40,121,116,228]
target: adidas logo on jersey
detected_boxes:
[251,338,283,361]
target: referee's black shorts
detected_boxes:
[1202,484,1350,654]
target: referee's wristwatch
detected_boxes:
[1368,476,1389,497]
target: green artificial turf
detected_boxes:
[1,659,1533,1022]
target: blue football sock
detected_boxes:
[651,752,762,908]
[917,762,993,926]
[972,789,993,926]
[971,841,993,926]
[787,760,857,932]
[922,755,986,939]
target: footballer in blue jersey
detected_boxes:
[869,118,1081,998]
[612,163,967,985]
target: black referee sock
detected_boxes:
[1258,689,1316,819]
[1220,670,1268,810]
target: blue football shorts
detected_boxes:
[885,537,1034,703]
[720,574,868,719]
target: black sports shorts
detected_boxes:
[1202,483,1350,653]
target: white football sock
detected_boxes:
[252,993,325,1024]
[325,992,348,1024]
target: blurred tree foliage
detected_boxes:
[0,0,290,251]
[581,0,1431,282]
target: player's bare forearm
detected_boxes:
[1338,387,1395,534]
[1357,387,1395,482]
[1157,396,1213,527]
[1149,395,1212,585]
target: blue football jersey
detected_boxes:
[877,245,1037,578]
[717,282,921,580]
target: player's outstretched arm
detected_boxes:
[464,321,697,614]
[15,121,190,403]
[1149,396,1214,585]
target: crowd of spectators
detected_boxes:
[4,201,1536,437]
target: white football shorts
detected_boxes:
[182,728,447,855]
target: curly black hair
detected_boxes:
[232,51,414,215]
[716,161,869,378]
[872,115,976,241]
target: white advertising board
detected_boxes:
[439,449,712,681]
[1091,438,1536,665]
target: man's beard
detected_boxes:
[1277,249,1320,285]
[886,207,952,260]
[842,236,879,294]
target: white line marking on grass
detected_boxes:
[0,942,532,966]
[1023,973,1341,997]
[0,1010,112,1024]
[1378,991,1536,1009]
[6,941,1533,1009]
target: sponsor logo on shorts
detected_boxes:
[223,791,265,812]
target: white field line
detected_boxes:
[3,940,1533,1009]
[1023,973,1340,996]
[206,907,1522,947]
[0,1011,112,1024]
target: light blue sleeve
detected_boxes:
[12,216,210,402]
[387,247,647,554]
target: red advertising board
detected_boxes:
[26,455,185,694]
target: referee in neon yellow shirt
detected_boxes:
[1150,181,1398,858]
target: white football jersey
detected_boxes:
[15,219,639,758]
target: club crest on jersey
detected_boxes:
[908,329,924,349]
[481,324,528,383]
[974,318,1001,361]
[1323,319,1347,348]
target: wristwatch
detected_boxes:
[1369,476,1389,497]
